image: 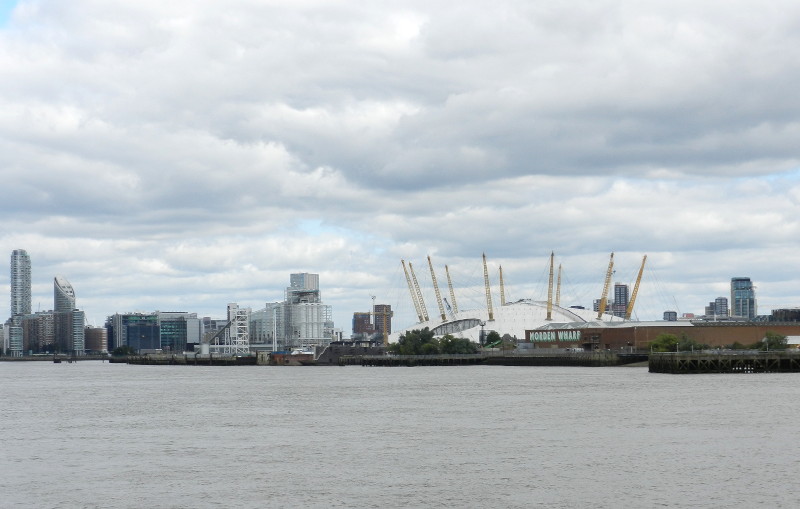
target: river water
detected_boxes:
[1,361,799,508]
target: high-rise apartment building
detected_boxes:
[592,299,610,314]
[714,297,729,317]
[612,283,629,318]
[54,276,76,312]
[731,277,756,319]
[8,249,32,355]
[53,309,85,354]
[704,297,728,318]
[352,312,374,335]
[22,311,54,352]
[52,276,85,354]
[373,304,393,337]
[352,305,392,342]
[10,249,31,318]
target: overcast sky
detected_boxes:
[2,0,799,331]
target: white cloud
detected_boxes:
[1,0,799,332]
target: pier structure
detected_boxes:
[344,351,647,367]
[649,351,800,374]
[115,353,258,365]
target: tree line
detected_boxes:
[388,328,480,355]
[650,331,788,352]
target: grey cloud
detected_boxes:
[2,0,800,328]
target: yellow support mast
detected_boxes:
[483,253,495,321]
[445,265,459,314]
[597,252,615,320]
[427,255,447,322]
[555,263,562,308]
[546,252,554,321]
[499,266,506,306]
[401,260,424,323]
[409,262,430,323]
[625,255,647,320]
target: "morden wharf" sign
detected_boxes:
[527,330,582,342]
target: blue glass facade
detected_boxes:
[731,277,756,319]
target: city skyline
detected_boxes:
[0,246,787,334]
[1,2,799,330]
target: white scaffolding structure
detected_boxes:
[209,303,251,356]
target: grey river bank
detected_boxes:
[1,361,798,508]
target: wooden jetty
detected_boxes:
[649,351,800,374]
[343,352,648,367]
[343,354,486,367]
[121,354,258,366]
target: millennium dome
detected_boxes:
[390,298,623,344]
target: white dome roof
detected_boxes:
[391,299,623,343]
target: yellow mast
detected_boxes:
[427,255,447,322]
[409,262,430,322]
[499,266,506,306]
[546,252,554,321]
[555,263,562,308]
[625,255,647,320]
[401,260,424,323]
[445,265,459,314]
[483,253,495,321]
[597,252,615,320]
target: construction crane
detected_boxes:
[597,252,615,320]
[427,255,447,322]
[625,255,647,320]
[401,260,424,323]
[445,265,459,314]
[546,252,555,321]
[482,253,495,321]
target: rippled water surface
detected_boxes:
[2,361,799,508]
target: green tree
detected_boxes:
[754,331,788,351]
[678,333,708,352]
[651,333,708,352]
[649,333,679,352]
[440,334,479,354]
[484,330,501,346]
[112,345,137,356]
[389,328,439,355]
